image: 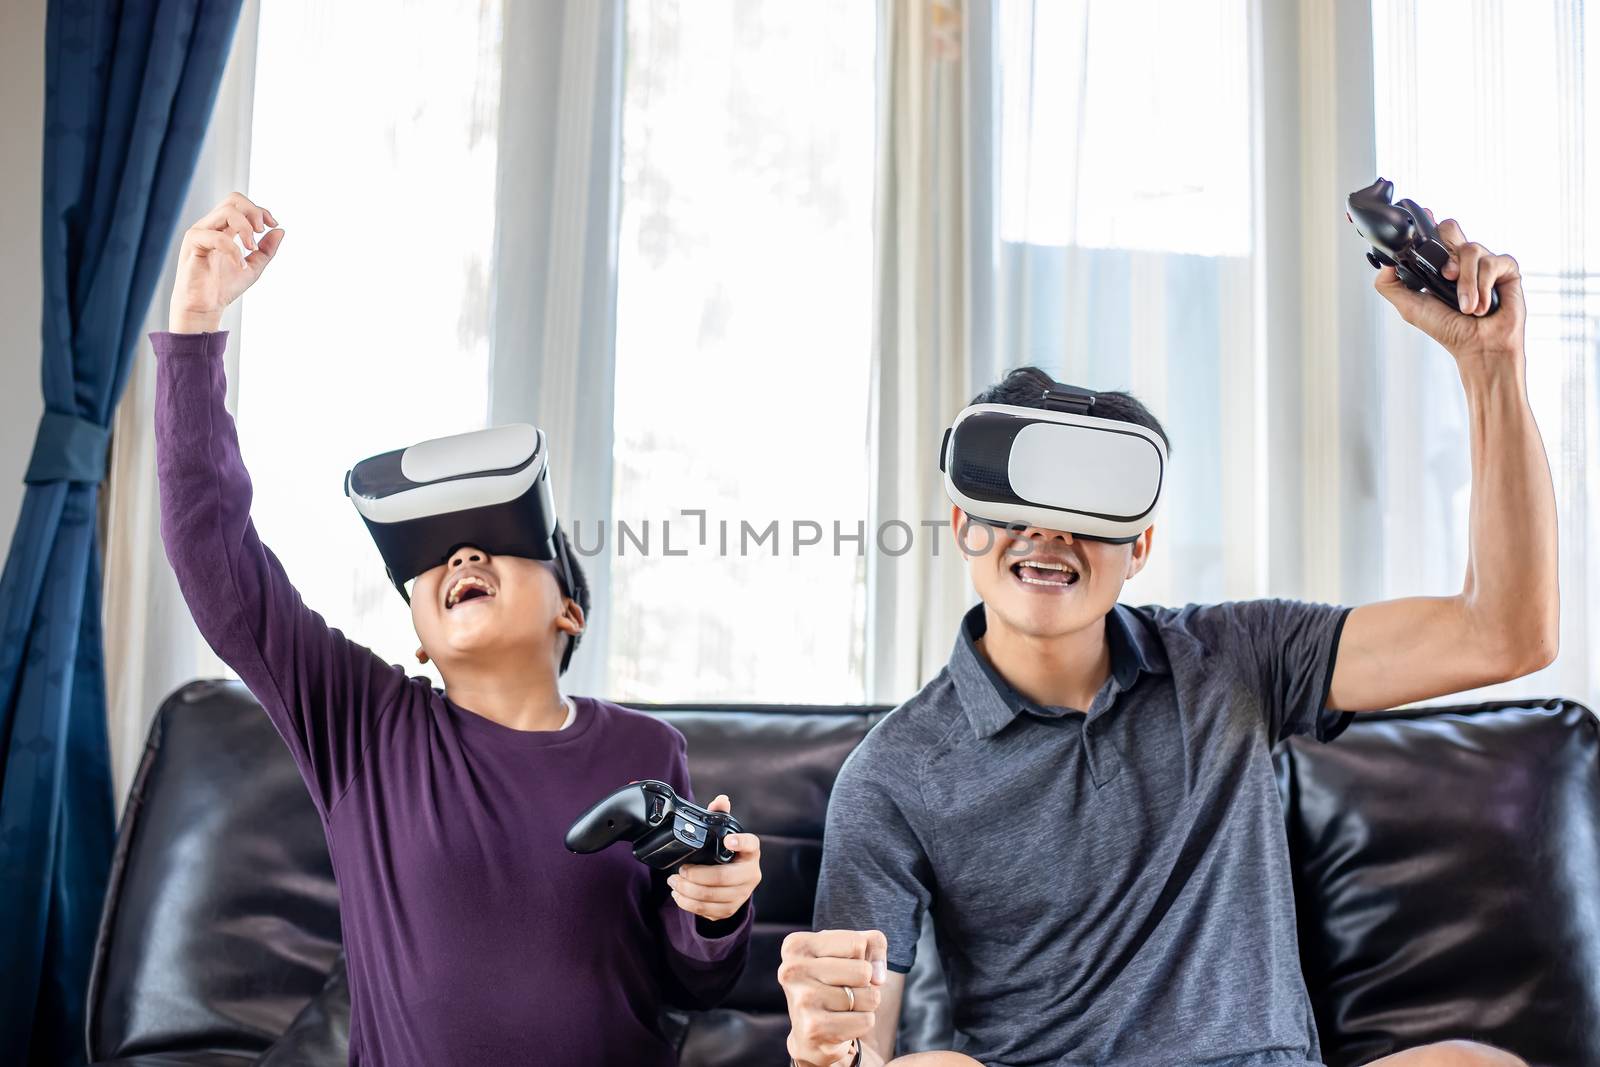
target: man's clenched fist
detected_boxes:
[169,192,283,333]
[780,928,889,1067]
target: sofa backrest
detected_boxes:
[1283,699,1600,1066]
[87,681,343,1062]
[88,682,1600,1066]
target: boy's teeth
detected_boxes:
[447,576,494,607]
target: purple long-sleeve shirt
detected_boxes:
[151,330,751,1065]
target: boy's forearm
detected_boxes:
[1458,347,1560,670]
[153,330,258,645]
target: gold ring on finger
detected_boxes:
[845,985,855,1011]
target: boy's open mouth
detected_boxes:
[1011,559,1081,589]
[445,574,497,609]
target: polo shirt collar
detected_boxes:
[950,601,1170,740]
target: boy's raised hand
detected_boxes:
[169,192,284,333]
[667,794,762,922]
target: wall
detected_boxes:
[0,0,46,553]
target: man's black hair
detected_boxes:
[970,366,1172,455]
[555,525,589,676]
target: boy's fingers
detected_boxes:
[246,228,285,275]
[723,831,760,855]
[707,793,731,813]
[224,211,257,250]
[667,876,744,904]
[189,229,244,270]
[671,890,735,919]
[226,191,266,230]
[677,859,755,887]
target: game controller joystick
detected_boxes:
[1347,177,1498,316]
[565,780,743,873]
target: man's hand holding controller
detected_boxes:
[169,192,283,333]
[780,929,890,1067]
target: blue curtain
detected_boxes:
[0,2,245,1063]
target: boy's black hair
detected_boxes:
[970,366,1172,455]
[555,525,589,676]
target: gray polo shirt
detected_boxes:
[815,598,1353,1067]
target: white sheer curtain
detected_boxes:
[983,0,1266,610]
[102,0,259,808]
[1372,0,1598,707]
[867,0,977,702]
[488,0,624,700]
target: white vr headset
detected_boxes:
[940,372,1167,543]
[344,422,576,612]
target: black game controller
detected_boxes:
[565,780,743,873]
[1347,177,1498,316]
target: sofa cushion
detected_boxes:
[1286,698,1600,1066]
[253,955,349,1066]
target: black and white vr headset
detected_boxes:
[940,371,1166,543]
[344,421,577,619]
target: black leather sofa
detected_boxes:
[86,680,1600,1066]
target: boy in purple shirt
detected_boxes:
[153,193,759,1065]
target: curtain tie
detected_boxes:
[24,410,111,485]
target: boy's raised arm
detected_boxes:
[154,195,407,816]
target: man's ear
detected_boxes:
[950,504,969,559]
[1125,524,1155,579]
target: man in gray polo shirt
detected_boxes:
[779,227,1552,1066]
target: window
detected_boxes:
[606,0,877,703]
[1370,0,1599,700]
[994,0,1257,604]
[236,0,503,684]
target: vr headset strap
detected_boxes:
[1019,367,1098,415]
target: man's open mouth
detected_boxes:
[1010,559,1081,589]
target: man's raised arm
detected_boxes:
[1331,216,1558,712]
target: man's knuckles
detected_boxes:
[849,985,882,1012]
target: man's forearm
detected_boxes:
[1458,347,1559,671]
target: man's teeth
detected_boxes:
[1015,561,1079,586]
